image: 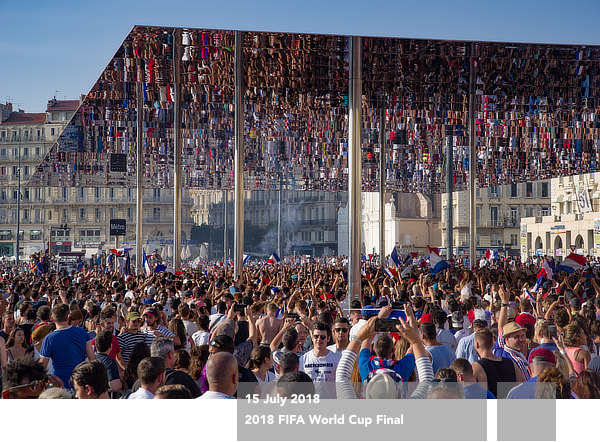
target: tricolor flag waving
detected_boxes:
[428,246,451,275]
[243,254,251,265]
[142,250,151,276]
[390,248,401,267]
[556,253,586,274]
[383,267,398,279]
[537,259,555,280]
[267,253,281,264]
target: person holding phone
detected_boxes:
[357,305,416,383]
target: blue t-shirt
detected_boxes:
[464,382,496,399]
[358,349,415,382]
[426,344,456,375]
[40,326,90,388]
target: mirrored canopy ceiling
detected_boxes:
[29,26,600,193]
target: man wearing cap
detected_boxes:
[117,311,155,364]
[141,307,180,347]
[495,286,531,380]
[506,347,558,399]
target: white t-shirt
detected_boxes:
[349,319,366,340]
[192,329,210,347]
[299,350,341,398]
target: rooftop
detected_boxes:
[46,99,80,112]
[0,112,46,125]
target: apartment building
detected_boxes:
[440,180,551,258]
[0,99,193,258]
[522,172,600,259]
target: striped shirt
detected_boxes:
[495,334,531,380]
[117,330,155,364]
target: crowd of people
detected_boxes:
[2,251,600,400]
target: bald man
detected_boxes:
[198,352,238,399]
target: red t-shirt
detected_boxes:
[91,335,121,361]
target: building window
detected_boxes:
[525,206,534,217]
[48,210,52,220]
[153,208,160,220]
[526,182,534,197]
[95,208,101,221]
[80,208,86,220]
[541,206,550,216]
[540,182,549,198]
[23,209,29,221]
[490,206,499,224]
[30,230,42,241]
[511,234,518,246]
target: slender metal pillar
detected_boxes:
[16,128,21,266]
[223,189,227,265]
[278,178,282,259]
[173,29,182,271]
[233,31,244,278]
[136,81,143,274]
[468,43,477,268]
[378,106,386,266]
[348,36,363,301]
[445,126,454,261]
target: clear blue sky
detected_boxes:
[1,0,599,112]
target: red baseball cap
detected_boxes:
[528,347,556,365]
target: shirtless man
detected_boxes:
[256,303,283,345]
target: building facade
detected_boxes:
[0,99,193,259]
[338,192,441,258]
[522,172,600,259]
[440,181,551,258]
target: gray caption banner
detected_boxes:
[238,398,487,441]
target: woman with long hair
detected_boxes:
[247,345,276,396]
[6,326,31,361]
[168,317,194,351]
[123,342,150,391]
[563,323,591,375]
[189,345,209,386]
[571,369,600,399]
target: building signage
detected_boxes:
[109,219,126,236]
[594,219,600,249]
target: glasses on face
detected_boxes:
[5,375,49,392]
[313,334,328,341]
[334,328,349,333]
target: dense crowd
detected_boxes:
[2,251,600,400]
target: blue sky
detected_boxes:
[1,0,599,112]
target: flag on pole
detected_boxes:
[383,267,398,279]
[142,250,151,276]
[390,248,401,267]
[428,246,451,275]
[556,253,586,274]
[267,253,281,264]
[243,254,251,265]
[401,264,414,279]
[537,259,555,280]
[124,252,131,276]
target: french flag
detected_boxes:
[110,248,125,256]
[532,275,544,292]
[383,267,398,279]
[267,253,281,264]
[142,250,151,276]
[522,287,537,305]
[428,246,451,275]
[243,254,251,265]
[556,253,586,274]
[390,248,401,267]
[401,264,414,279]
[537,259,555,280]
